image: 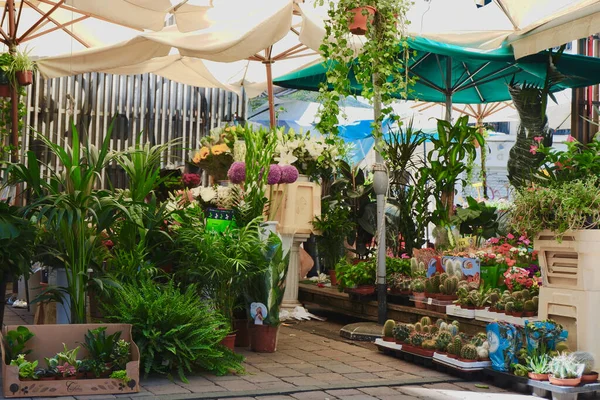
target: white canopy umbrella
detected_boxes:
[37,0,322,125]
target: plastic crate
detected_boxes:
[538,286,600,357]
[535,230,600,291]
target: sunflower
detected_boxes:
[211,143,230,156]
[194,146,210,162]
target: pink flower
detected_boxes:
[489,237,499,244]
[267,164,282,185]
[401,253,410,259]
[279,165,299,184]
[555,161,564,169]
[507,233,514,240]
[523,239,530,245]
[227,162,246,184]
[182,173,201,188]
[534,136,543,143]
[566,135,575,142]
[529,145,538,155]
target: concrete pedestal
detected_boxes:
[281,233,311,311]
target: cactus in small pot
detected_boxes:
[521,289,531,301]
[431,274,441,293]
[411,279,425,293]
[422,339,436,350]
[424,279,433,294]
[393,324,411,343]
[571,352,595,375]
[461,344,478,361]
[505,301,515,314]
[435,331,452,352]
[414,322,422,333]
[410,332,426,347]
[420,316,431,326]
[435,319,444,328]
[448,335,463,357]
[447,324,459,337]
[532,296,539,309]
[548,353,585,384]
[423,325,430,334]
[430,325,439,335]
[382,319,396,340]
[524,300,536,314]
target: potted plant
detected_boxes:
[11,47,34,86]
[337,258,376,298]
[572,352,598,383]
[244,234,291,353]
[4,326,34,365]
[381,319,395,342]
[9,354,38,381]
[548,353,585,386]
[527,350,551,381]
[175,218,267,351]
[411,278,426,309]
[393,323,410,345]
[81,327,121,376]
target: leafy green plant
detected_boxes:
[336,258,376,291]
[8,121,127,323]
[244,234,291,326]
[56,343,80,367]
[511,176,600,238]
[535,137,600,185]
[10,47,34,72]
[175,217,267,327]
[10,354,38,380]
[112,339,131,370]
[313,198,356,272]
[4,326,34,364]
[527,350,550,374]
[451,197,500,246]
[232,125,277,227]
[426,116,484,226]
[110,369,130,384]
[315,0,414,141]
[103,279,243,382]
[82,327,121,367]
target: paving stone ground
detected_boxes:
[1,307,540,400]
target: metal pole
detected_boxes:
[264,61,276,128]
[445,57,452,122]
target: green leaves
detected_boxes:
[104,279,244,381]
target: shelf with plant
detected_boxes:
[336,257,376,294]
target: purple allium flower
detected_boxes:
[267,164,282,185]
[279,165,299,184]
[227,161,246,184]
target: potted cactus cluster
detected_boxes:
[388,317,490,362]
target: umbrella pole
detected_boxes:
[7,0,21,205]
[445,57,452,122]
[264,61,276,128]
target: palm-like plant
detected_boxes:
[175,217,267,328]
[7,122,126,323]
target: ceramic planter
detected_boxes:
[250,324,279,353]
[549,375,581,386]
[528,372,549,381]
[16,71,32,86]
[220,333,236,351]
[348,6,376,35]
[581,372,599,382]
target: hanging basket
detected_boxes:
[348,6,376,35]
[16,70,33,86]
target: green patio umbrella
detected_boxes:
[274,36,600,120]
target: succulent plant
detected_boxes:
[435,331,452,352]
[448,335,463,356]
[461,344,478,360]
[411,278,425,293]
[439,322,448,331]
[382,319,396,337]
[514,291,524,301]
[431,275,441,293]
[477,346,489,360]
[556,341,570,353]
[447,324,459,337]
[571,352,595,374]
[521,289,531,301]
[430,326,439,335]
[505,301,515,313]
[414,322,422,333]
[410,332,426,347]
[406,324,415,332]
[445,259,463,278]
[420,316,431,326]
[451,320,460,329]
[440,272,448,284]
[411,258,427,278]
[489,292,500,305]
[532,296,539,309]
[470,332,488,347]
[424,279,434,294]
[393,324,411,342]
[435,319,444,328]
[524,300,536,312]
[423,325,430,334]
[549,353,585,379]
[422,339,436,350]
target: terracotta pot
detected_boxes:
[234,318,250,348]
[413,292,427,309]
[395,339,405,345]
[437,294,458,301]
[220,333,236,351]
[347,285,376,296]
[523,311,536,317]
[581,372,599,383]
[0,84,10,97]
[16,70,33,86]
[348,6,376,35]
[329,269,337,286]
[382,336,395,342]
[458,358,479,363]
[402,344,434,358]
[76,372,86,379]
[549,375,581,386]
[39,377,56,381]
[528,372,549,381]
[447,353,458,359]
[512,311,524,318]
[250,324,279,353]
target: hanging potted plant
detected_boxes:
[11,47,34,86]
[348,5,376,35]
